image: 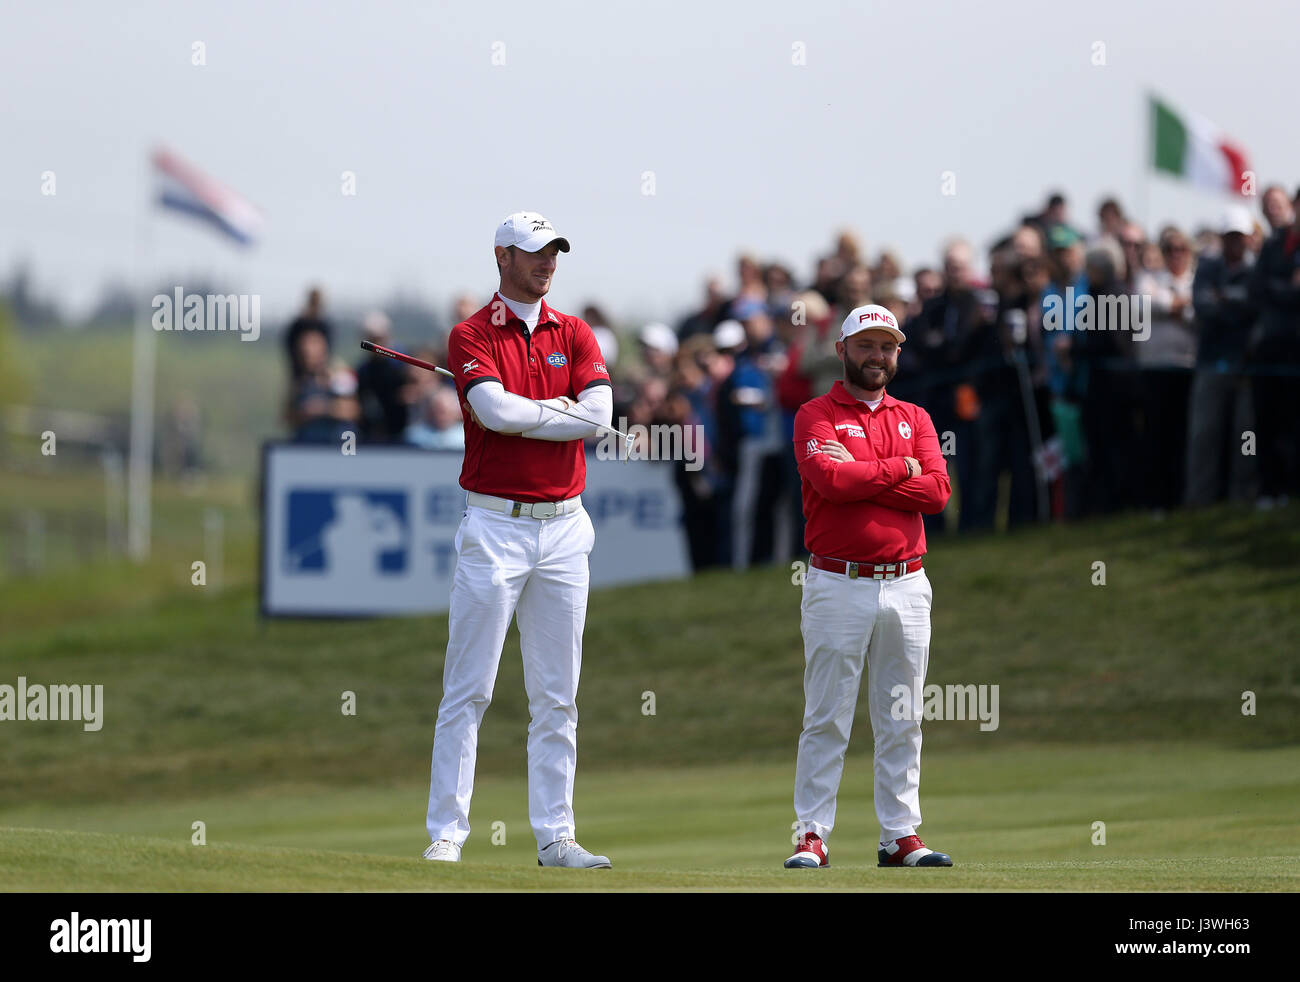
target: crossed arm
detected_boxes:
[794,407,951,514]
[465,381,613,441]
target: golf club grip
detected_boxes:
[359,340,451,376]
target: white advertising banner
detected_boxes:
[260,443,690,617]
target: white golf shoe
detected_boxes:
[537,838,612,869]
[422,839,461,862]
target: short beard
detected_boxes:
[844,355,895,391]
[505,263,548,302]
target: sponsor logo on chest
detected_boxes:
[546,351,567,367]
[834,422,866,439]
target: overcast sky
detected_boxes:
[2,0,1296,326]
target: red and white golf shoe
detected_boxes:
[784,831,829,868]
[878,834,953,867]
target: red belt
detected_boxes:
[809,554,923,580]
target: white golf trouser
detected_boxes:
[427,502,595,850]
[794,564,933,844]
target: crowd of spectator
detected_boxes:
[283,185,1300,570]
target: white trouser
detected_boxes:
[426,502,595,850]
[794,564,933,844]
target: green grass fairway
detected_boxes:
[3,746,1298,891]
[2,477,1298,891]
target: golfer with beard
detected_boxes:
[784,304,955,870]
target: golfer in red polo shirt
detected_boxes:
[423,212,614,869]
[784,304,955,870]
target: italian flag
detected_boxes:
[1150,95,1251,196]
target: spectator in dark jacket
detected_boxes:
[907,239,983,532]
[1261,184,1295,235]
[677,276,730,341]
[1075,245,1140,515]
[284,286,332,380]
[1248,187,1300,504]
[1185,208,1258,506]
[965,251,1039,530]
[355,311,413,443]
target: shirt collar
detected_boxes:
[829,380,896,409]
[491,292,559,330]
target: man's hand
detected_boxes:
[820,439,853,463]
[821,442,919,478]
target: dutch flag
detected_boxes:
[152,147,265,246]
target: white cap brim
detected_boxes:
[514,229,571,253]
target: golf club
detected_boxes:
[360,340,635,447]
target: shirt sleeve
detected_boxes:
[794,403,910,504]
[465,381,547,433]
[865,408,952,514]
[567,319,613,393]
[446,322,501,396]
[519,384,614,442]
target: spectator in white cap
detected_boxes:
[713,318,746,353]
[1185,206,1258,507]
[639,322,678,376]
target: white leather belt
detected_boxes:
[466,491,582,519]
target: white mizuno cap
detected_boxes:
[840,303,906,343]
[494,211,571,253]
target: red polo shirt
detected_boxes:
[447,294,611,502]
[794,381,951,562]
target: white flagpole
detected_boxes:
[1138,89,1153,233]
[127,156,156,561]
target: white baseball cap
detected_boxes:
[639,322,678,355]
[495,211,571,253]
[713,319,746,351]
[1220,206,1254,237]
[840,303,906,343]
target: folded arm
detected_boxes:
[465,381,570,434]
[794,409,910,504]
[867,464,952,514]
[865,412,952,514]
[519,383,613,442]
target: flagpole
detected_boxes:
[127,152,156,562]
[1137,88,1151,233]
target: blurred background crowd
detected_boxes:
[283,186,1300,570]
